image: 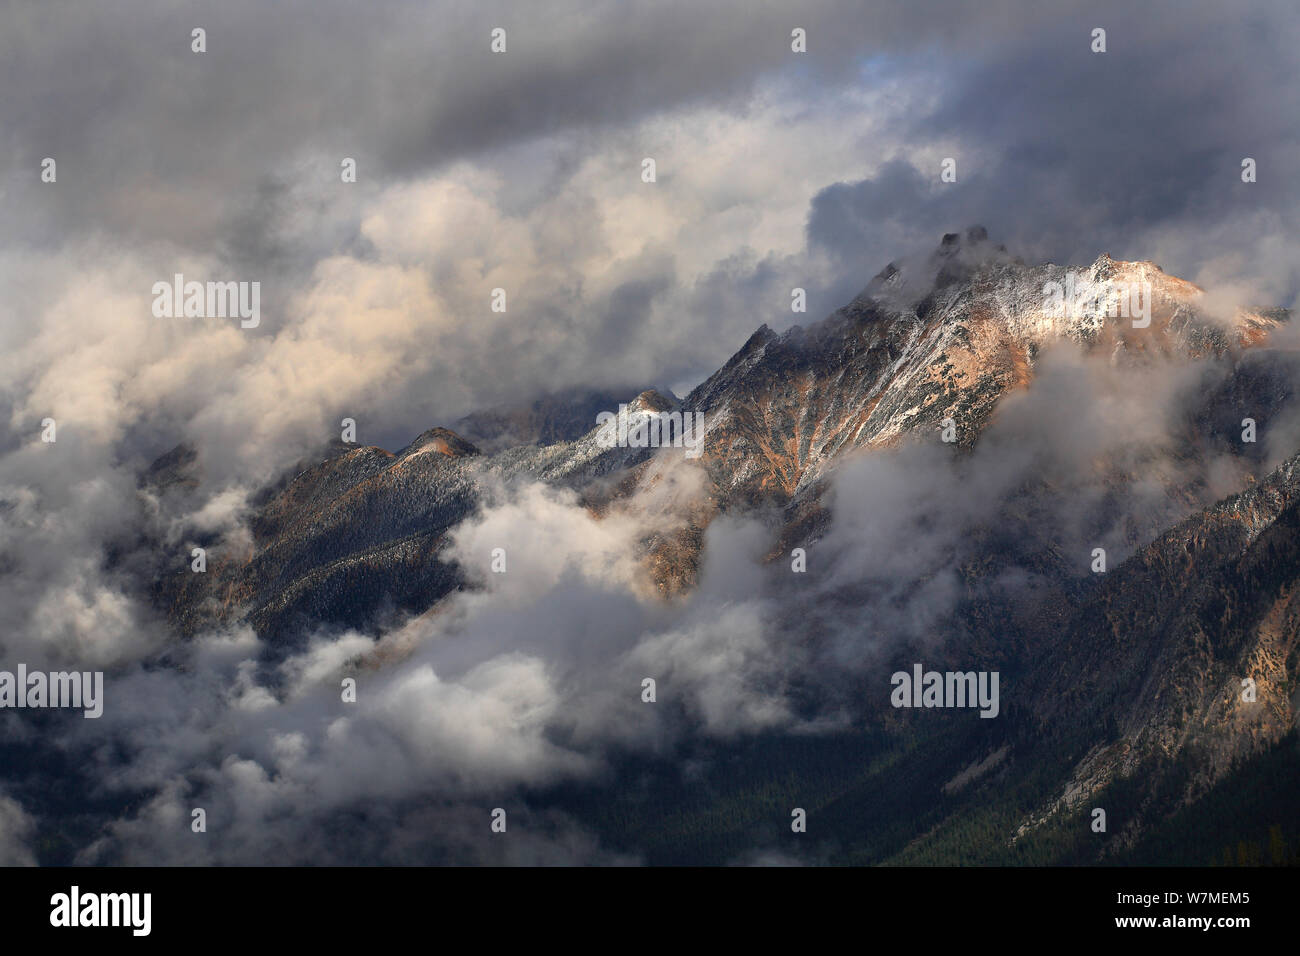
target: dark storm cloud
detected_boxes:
[808,0,1300,307]
[1,0,853,247]
[1,1,1142,245]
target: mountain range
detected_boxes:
[145,228,1300,865]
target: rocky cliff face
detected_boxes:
[680,228,1277,511]
[1013,449,1300,851]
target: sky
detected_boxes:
[0,0,1297,865]
[3,0,1295,461]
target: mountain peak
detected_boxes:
[937,224,992,254]
[396,427,479,460]
[630,388,678,413]
[930,226,1003,288]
